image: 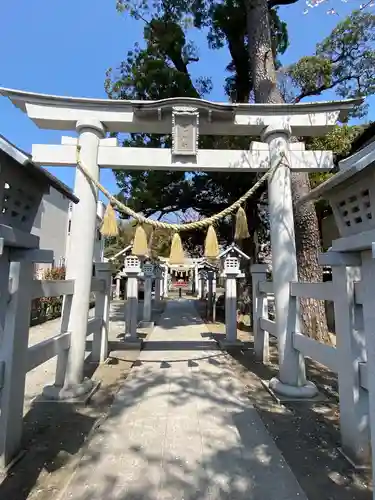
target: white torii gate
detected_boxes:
[0,87,361,400]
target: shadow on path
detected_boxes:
[57,300,307,500]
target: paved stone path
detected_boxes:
[59,299,307,500]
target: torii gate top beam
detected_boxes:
[0,87,363,137]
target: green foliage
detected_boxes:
[31,266,66,324]
[288,56,332,98]
[308,124,364,157]
[307,124,365,182]
[42,266,66,281]
[286,11,375,117]
[40,266,66,311]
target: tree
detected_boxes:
[243,5,374,342]
[285,10,375,118]
[109,1,375,341]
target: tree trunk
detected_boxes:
[290,172,331,343]
[245,0,330,342]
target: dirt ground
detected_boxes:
[197,300,373,500]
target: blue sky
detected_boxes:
[0,0,372,196]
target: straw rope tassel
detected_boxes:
[169,232,185,265]
[205,225,219,260]
[100,203,119,237]
[234,206,250,240]
[132,225,149,257]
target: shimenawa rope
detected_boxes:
[75,145,285,232]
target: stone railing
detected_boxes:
[0,260,112,469]
[251,256,369,467]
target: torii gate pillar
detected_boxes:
[262,123,317,398]
[45,119,106,400]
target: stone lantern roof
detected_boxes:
[218,243,251,261]
[0,134,78,204]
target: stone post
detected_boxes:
[197,272,202,298]
[0,251,33,468]
[48,119,105,399]
[251,264,270,363]
[212,273,217,295]
[357,250,375,468]
[194,265,199,296]
[123,273,127,300]
[154,266,162,303]
[124,256,141,343]
[53,294,73,389]
[225,274,237,342]
[142,263,154,324]
[262,123,317,398]
[199,271,206,300]
[207,270,215,321]
[115,276,121,299]
[318,251,369,464]
[163,265,169,298]
[92,263,112,363]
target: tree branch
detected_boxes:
[293,75,355,103]
[268,0,298,9]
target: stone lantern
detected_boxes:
[123,255,142,342]
[0,136,80,467]
[124,255,142,274]
[0,138,79,249]
[299,139,375,466]
[309,144,375,241]
[224,255,241,274]
[219,244,250,346]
